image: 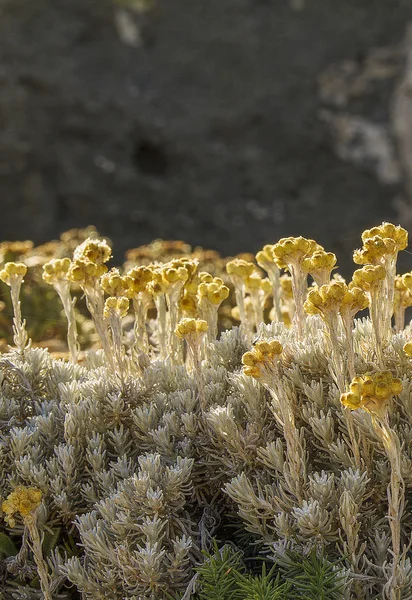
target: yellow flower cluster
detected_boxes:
[255,245,276,271]
[242,340,283,379]
[302,250,337,283]
[197,277,229,306]
[146,269,169,296]
[142,259,196,298]
[163,258,197,284]
[362,222,408,250]
[404,342,412,357]
[175,318,208,339]
[73,238,112,264]
[68,259,107,284]
[0,262,27,286]
[226,259,256,280]
[103,296,130,319]
[354,236,396,265]
[69,238,112,285]
[244,272,272,295]
[125,266,153,295]
[354,223,408,265]
[280,274,293,298]
[42,258,71,285]
[304,281,368,319]
[101,268,130,297]
[394,275,412,310]
[352,265,386,291]
[341,372,402,418]
[2,486,42,528]
[271,237,322,270]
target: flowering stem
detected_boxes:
[55,281,78,363]
[373,416,404,599]
[10,281,28,353]
[132,295,150,354]
[108,313,126,386]
[25,515,53,600]
[382,254,397,342]
[369,292,384,368]
[166,291,183,363]
[325,313,345,393]
[249,289,264,332]
[84,285,114,369]
[290,264,306,340]
[200,305,218,344]
[234,283,249,337]
[155,294,168,359]
[393,304,405,333]
[267,266,282,322]
[187,340,205,410]
[340,312,356,380]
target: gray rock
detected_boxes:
[1,0,412,274]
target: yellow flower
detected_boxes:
[2,486,42,528]
[0,262,27,286]
[404,342,412,357]
[68,259,107,284]
[125,266,153,295]
[103,296,130,319]
[175,318,208,339]
[280,274,293,299]
[352,265,386,291]
[341,372,402,418]
[197,278,229,306]
[101,268,129,297]
[226,259,256,280]
[304,281,347,318]
[353,235,395,265]
[42,258,71,285]
[73,238,112,265]
[361,222,408,251]
[271,237,322,270]
[302,250,337,283]
[242,340,283,379]
[339,285,369,316]
[256,245,276,271]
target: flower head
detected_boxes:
[103,296,130,319]
[404,342,412,357]
[73,238,112,265]
[304,281,347,319]
[271,237,322,270]
[101,268,130,297]
[42,258,71,285]
[302,250,337,284]
[2,486,42,528]
[124,266,153,296]
[68,259,107,285]
[0,262,27,286]
[226,259,256,280]
[256,245,278,274]
[352,265,386,291]
[197,277,229,307]
[341,372,402,418]
[175,318,208,339]
[242,340,283,379]
[361,222,408,251]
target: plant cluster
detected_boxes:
[0,223,411,599]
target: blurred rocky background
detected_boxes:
[1,0,412,273]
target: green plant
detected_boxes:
[193,543,344,600]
